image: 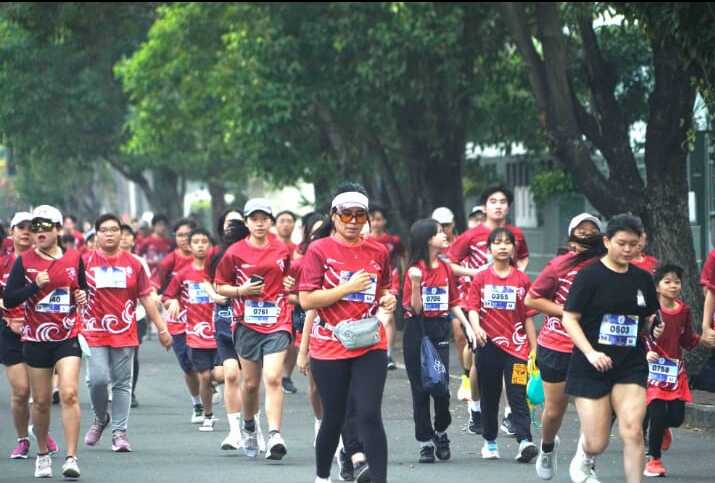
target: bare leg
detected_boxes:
[6,363,31,438]
[55,356,81,457]
[612,384,647,483]
[541,381,568,444]
[262,350,287,432]
[27,367,53,454]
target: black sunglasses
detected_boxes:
[31,220,56,233]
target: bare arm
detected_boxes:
[524,294,562,317]
[524,316,537,352]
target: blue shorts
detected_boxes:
[171,333,195,374]
[188,347,219,372]
[213,304,238,363]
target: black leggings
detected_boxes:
[647,399,685,458]
[312,350,388,482]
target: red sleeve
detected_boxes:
[136,260,153,298]
[401,271,414,315]
[447,263,460,308]
[467,272,483,312]
[152,253,174,290]
[701,250,715,292]
[448,232,471,264]
[528,262,558,299]
[679,306,700,351]
[162,271,181,300]
[379,251,391,292]
[297,245,325,292]
[214,252,235,286]
[517,231,529,261]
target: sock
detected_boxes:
[542,442,555,453]
[420,440,434,448]
[469,400,481,412]
[228,412,241,433]
[387,348,392,358]
[18,437,30,442]
[504,406,512,418]
[191,395,201,406]
[244,419,256,432]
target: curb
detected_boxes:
[685,402,715,431]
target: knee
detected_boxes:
[619,421,644,444]
[11,384,31,406]
[90,371,111,388]
[263,373,282,390]
[543,399,567,420]
[224,370,239,386]
[59,387,79,406]
[582,434,608,455]
[242,378,260,394]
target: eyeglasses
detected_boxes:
[336,210,368,224]
[31,221,56,233]
[98,226,121,234]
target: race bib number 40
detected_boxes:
[340,271,377,304]
[244,300,278,325]
[36,287,71,314]
[422,286,449,312]
[648,357,679,385]
[598,314,639,347]
[187,282,210,304]
[95,266,127,289]
[483,285,517,310]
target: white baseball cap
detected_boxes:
[432,207,455,225]
[568,213,603,236]
[31,205,63,225]
[244,198,273,218]
[10,211,33,228]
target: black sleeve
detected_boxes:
[643,271,659,317]
[563,266,594,314]
[77,258,88,291]
[4,257,39,308]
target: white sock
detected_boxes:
[227,412,241,434]
[469,400,481,412]
[504,405,512,418]
[420,440,435,448]
[191,395,201,406]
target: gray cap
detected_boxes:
[568,213,603,236]
[31,205,63,225]
[244,198,273,218]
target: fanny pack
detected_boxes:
[324,317,381,350]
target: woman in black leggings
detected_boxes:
[299,183,397,483]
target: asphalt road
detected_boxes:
[1,338,714,483]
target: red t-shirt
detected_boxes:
[467,265,532,360]
[2,237,14,257]
[215,238,291,336]
[701,249,715,294]
[1,253,25,320]
[137,235,173,276]
[390,267,401,295]
[530,252,598,353]
[369,233,403,259]
[164,264,216,349]
[18,249,83,342]
[299,236,391,360]
[402,259,459,319]
[631,255,658,275]
[81,250,152,348]
[152,249,193,335]
[645,302,699,403]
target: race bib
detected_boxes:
[598,314,639,347]
[422,286,449,312]
[244,300,278,325]
[340,271,377,304]
[187,282,210,304]
[483,285,517,310]
[36,287,71,314]
[95,266,127,289]
[648,357,679,385]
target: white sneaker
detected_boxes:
[199,416,217,432]
[314,419,321,448]
[536,437,560,480]
[265,431,287,460]
[240,424,258,459]
[256,412,266,453]
[569,435,600,483]
[34,454,52,478]
[516,440,539,463]
[191,404,204,424]
[315,478,332,483]
[220,432,242,450]
[481,440,500,459]
[61,456,80,479]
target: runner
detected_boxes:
[561,214,659,483]
[81,214,172,452]
[467,227,538,463]
[631,231,658,275]
[298,183,396,483]
[643,264,715,477]
[0,212,60,459]
[136,214,172,277]
[276,210,300,394]
[216,198,292,460]
[3,205,87,479]
[468,205,486,229]
[164,227,224,432]
[402,218,477,464]
[524,213,605,480]
[62,215,85,250]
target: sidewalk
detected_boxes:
[686,390,715,431]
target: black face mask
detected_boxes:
[569,232,603,249]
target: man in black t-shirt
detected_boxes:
[561,214,659,483]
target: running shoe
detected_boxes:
[569,435,600,483]
[643,457,667,478]
[211,385,221,405]
[241,423,258,459]
[199,416,217,432]
[500,415,516,437]
[481,440,500,459]
[315,478,333,483]
[282,377,298,394]
[661,428,672,452]
[61,456,80,479]
[337,449,354,481]
[457,375,471,401]
[256,413,266,453]
[34,454,52,478]
[433,433,451,461]
[467,410,482,435]
[354,460,370,483]
[265,431,287,460]
[387,356,397,370]
[221,432,242,450]
[111,431,132,452]
[419,445,435,464]
[10,438,30,459]
[191,404,204,424]
[84,414,110,446]
[516,440,538,463]
[535,436,559,480]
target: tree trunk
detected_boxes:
[207,177,226,236]
[147,167,182,221]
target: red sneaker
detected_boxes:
[643,457,667,477]
[661,428,672,452]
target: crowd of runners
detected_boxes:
[1,182,715,483]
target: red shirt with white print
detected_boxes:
[1,253,25,320]
[2,237,15,257]
[299,236,391,360]
[18,249,83,342]
[152,249,193,335]
[467,265,532,360]
[215,238,291,336]
[164,264,216,349]
[137,235,173,276]
[632,255,658,275]
[81,250,153,348]
[369,233,403,259]
[402,259,459,319]
[530,252,598,354]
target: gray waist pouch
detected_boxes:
[332,317,381,350]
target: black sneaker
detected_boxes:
[433,433,451,461]
[500,415,516,437]
[337,449,354,481]
[387,356,397,370]
[419,445,435,463]
[281,377,298,394]
[354,460,371,483]
[467,410,482,435]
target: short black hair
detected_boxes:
[606,214,643,239]
[189,227,211,243]
[94,213,122,232]
[275,210,297,222]
[120,224,135,237]
[369,205,386,217]
[152,214,169,226]
[481,185,514,206]
[487,226,516,248]
[64,215,78,224]
[654,263,683,285]
[173,218,197,233]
